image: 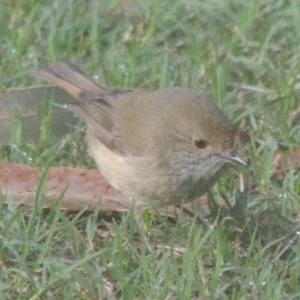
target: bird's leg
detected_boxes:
[132,202,152,252]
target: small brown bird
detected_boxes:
[32,61,247,211]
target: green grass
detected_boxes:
[1,0,300,299]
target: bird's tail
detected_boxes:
[31,61,106,100]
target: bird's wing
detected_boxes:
[31,61,138,156]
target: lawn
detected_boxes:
[1,0,300,299]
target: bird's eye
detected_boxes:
[195,139,208,149]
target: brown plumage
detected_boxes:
[31,61,247,209]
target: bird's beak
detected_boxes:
[226,151,248,167]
